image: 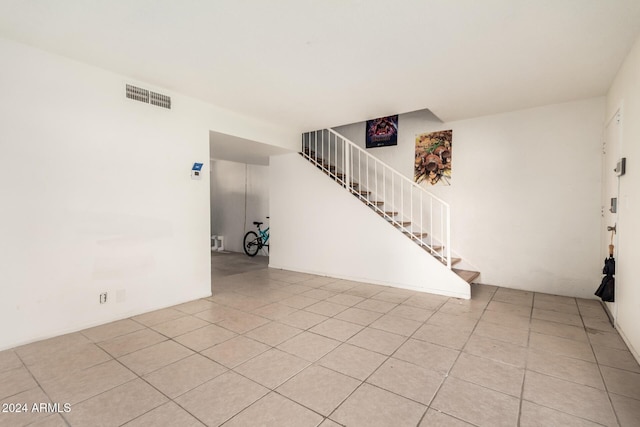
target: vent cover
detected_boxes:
[126,84,149,103]
[125,84,171,109]
[150,91,171,109]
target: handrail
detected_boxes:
[327,128,450,208]
[301,129,452,269]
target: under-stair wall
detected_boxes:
[269,153,471,299]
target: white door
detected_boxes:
[601,110,621,319]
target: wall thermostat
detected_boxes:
[615,158,626,176]
[191,163,203,180]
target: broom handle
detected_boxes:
[609,230,615,257]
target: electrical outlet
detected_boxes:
[99,292,108,304]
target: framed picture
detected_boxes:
[415,130,452,185]
[366,115,398,148]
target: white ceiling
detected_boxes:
[1,0,639,132]
[209,131,292,165]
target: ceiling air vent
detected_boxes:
[125,84,171,110]
[126,84,149,103]
[150,91,171,109]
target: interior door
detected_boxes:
[601,110,621,320]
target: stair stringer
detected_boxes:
[269,153,470,299]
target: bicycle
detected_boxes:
[243,217,269,257]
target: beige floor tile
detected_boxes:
[123,401,204,426]
[173,299,217,314]
[344,285,384,298]
[318,418,342,427]
[277,331,340,362]
[150,316,210,338]
[402,294,448,310]
[523,371,616,426]
[326,293,366,307]
[131,308,187,327]
[277,365,360,415]
[367,358,444,405]
[0,351,22,374]
[200,336,270,368]
[600,366,640,400]
[473,320,529,346]
[519,400,603,427]
[15,333,90,366]
[309,318,364,341]
[193,303,236,323]
[529,332,595,362]
[279,295,318,309]
[492,288,533,306]
[437,299,486,319]
[143,354,227,398]
[487,300,532,317]
[527,350,604,389]
[300,289,336,300]
[318,344,386,380]
[65,379,167,427]
[464,335,527,368]
[304,276,339,287]
[279,283,314,294]
[354,298,397,313]
[174,324,237,351]
[215,309,271,334]
[252,303,299,320]
[39,359,136,404]
[334,307,383,326]
[579,305,609,320]
[305,301,349,317]
[530,318,588,342]
[413,323,472,350]
[0,366,37,400]
[388,304,434,322]
[176,371,268,426]
[210,292,269,311]
[532,308,582,327]
[419,409,475,426]
[82,319,145,343]
[118,340,193,375]
[320,279,358,291]
[332,383,426,427]
[394,339,459,373]
[587,329,628,350]
[278,310,328,329]
[534,293,576,306]
[347,327,406,356]
[244,322,302,347]
[27,343,112,382]
[371,290,411,304]
[481,310,531,330]
[431,377,520,427]
[533,299,580,315]
[593,345,640,372]
[28,414,68,427]
[610,393,640,427]
[370,314,421,336]
[583,316,615,332]
[450,353,524,397]
[0,387,52,427]
[224,392,323,427]
[97,328,167,358]
[234,348,309,389]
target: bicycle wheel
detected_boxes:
[243,231,260,257]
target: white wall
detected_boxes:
[270,153,470,299]
[335,99,605,298]
[0,37,297,351]
[210,160,269,254]
[606,35,640,360]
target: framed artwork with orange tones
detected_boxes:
[414,130,452,185]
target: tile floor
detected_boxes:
[1,259,640,426]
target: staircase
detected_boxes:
[301,129,480,285]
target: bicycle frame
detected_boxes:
[259,227,269,247]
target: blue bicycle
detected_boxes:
[243,217,269,257]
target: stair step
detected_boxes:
[368,200,384,206]
[453,268,480,283]
[390,221,411,227]
[442,257,462,266]
[404,231,428,238]
[377,211,398,217]
[351,189,371,196]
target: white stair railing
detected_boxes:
[301,128,452,269]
